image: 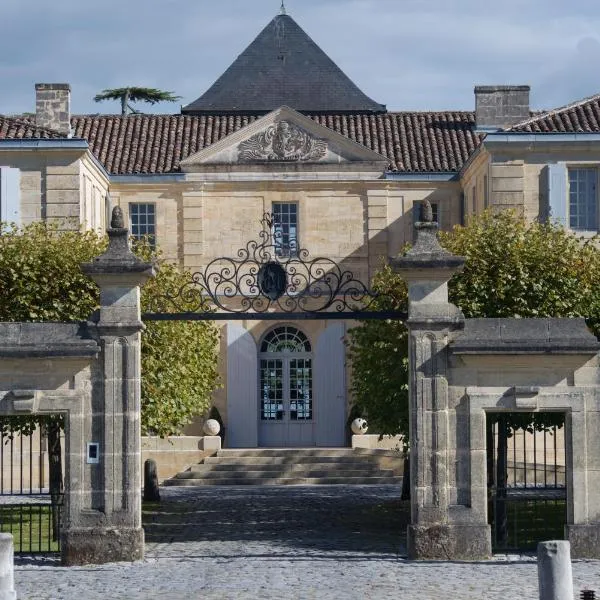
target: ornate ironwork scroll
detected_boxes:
[238,121,327,162]
[144,213,405,321]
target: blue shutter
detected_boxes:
[0,167,21,227]
[545,163,567,227]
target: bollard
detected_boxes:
[143,458,161,502]
[538,540,574,600]
[0,533,16,600]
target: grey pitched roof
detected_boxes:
[182,14,386,115]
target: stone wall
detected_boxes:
[0,148,108,231]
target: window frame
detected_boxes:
[567,166,599,233]
[129,203,157,248]
[271,202,299,259]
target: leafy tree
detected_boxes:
[347,211,600,505]
[0,222,220,515]
[93,87,182,116]
[346,264,409,442]
[439,211,600,336]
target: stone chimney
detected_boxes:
[474,85,530,131]
[35,83,71,136]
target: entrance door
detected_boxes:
[259,326,314,447]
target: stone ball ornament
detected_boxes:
[351,418,368,435]
[203,419,221,436]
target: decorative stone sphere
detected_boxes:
[351,418,368,435]
[203,419,220,436]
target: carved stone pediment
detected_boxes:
[179,106,389,173]
[238,121,327,162]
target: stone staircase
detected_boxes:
[164,448,404,486]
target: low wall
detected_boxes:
[142,436,213,483]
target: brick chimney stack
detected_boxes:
[35,83,71,136]
[474,85,530,131]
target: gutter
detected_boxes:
[385,172,457,182]
[0,139,88,150]
[110,174,186,184]
[484,132,600,144]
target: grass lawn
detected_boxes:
[0,504,60,553]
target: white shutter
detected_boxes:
[0,167,21,227]
[545,163,567,227]
[226,323,258,448]
[314,322,346,447]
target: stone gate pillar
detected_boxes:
[391,201,490,559]
[63,207,154,565]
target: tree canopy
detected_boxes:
[93,87,182,116]
[0,222,219,436]
[347,210,600,439]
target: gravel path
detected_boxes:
[14,485,600,599]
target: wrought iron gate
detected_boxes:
[0,416,64,554]
[487,412,566,551]
[142,213,407,323]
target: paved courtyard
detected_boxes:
[14,485,600,599]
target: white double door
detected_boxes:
[259,353,314,447]
[226,323,346,448]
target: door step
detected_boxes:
[164,448,404,487]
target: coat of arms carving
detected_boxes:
[238,121,327,162]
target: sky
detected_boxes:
[1,0,599,116]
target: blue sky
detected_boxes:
[1,0,599,116]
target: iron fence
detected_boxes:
[487,412,566,552]
[0,417,63,554]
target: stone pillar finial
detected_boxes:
[111,205,125,229]
[390,201,464,324]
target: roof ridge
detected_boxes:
[507,91,600,130]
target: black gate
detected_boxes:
[0,416,64,554]
[487,412,566,551]
[142,213,406,323]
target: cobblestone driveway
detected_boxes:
[15,485,600,599]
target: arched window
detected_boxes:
[260,326,311,353]
[259,326,313,422]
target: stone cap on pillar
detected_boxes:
[81,206,155,282]
[390,200,465,276]
[390,200,465,326]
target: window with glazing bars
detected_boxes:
[130,203,156,247]
[272,203,298,257]
[568,168,598,231]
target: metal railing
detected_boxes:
[0,418,63,554]
[487,413,566,552]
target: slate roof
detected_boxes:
[0,115,65,139]
[182,14,385,115]
[70,111,480,175]
[509,93,600,133]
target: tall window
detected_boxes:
[130,203,156,247]
[568,168,597,231]
[272,203,298,258]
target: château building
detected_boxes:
[1,10,599,447]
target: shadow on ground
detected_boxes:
[143,486,408,556]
